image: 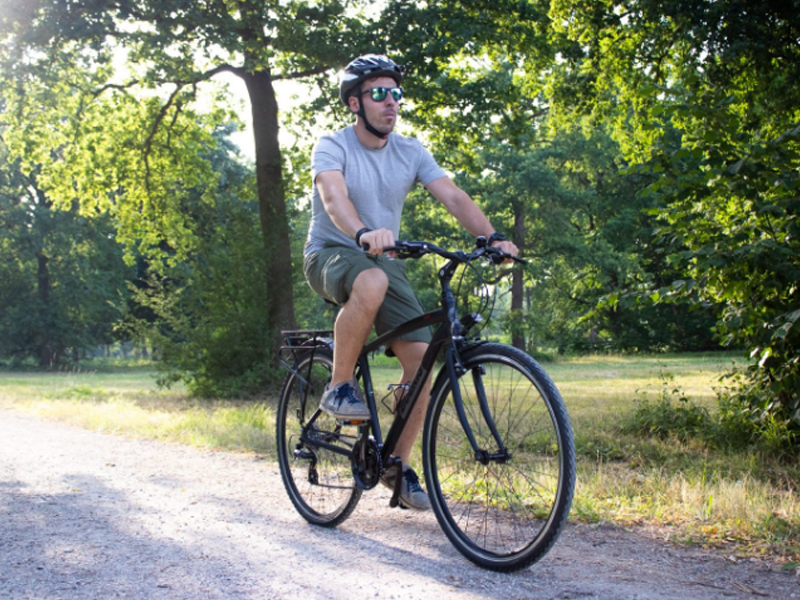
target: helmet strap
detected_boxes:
[356,99,389,140]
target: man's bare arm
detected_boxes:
[316,170,395,253]
[425,177,519,256]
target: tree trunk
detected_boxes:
[242,69,297,355]
[37,251,52,367]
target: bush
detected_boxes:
[626,373,711,442]
[131,192,283,398]
[716,380,799,458]
[625,369,799,458]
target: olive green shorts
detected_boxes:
[303,245,432,344]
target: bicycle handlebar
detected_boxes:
[383,238,527,266]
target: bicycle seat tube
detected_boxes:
[379,323,449,464]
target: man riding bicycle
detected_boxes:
[303,54,518,511]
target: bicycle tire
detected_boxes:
[423,343,576,571]
[276,346,362,527]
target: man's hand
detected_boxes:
[491,239,519,263]
[359,228,396,257]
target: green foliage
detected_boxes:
[1,50,282,391]
[0,144,133,366]
[2,67,231,266]
[715,370,800,457]
[373,10,720,354]
[0,0,392,393]
[639,86,800,438]
[547,0,800,446]
[626,373,711,443]
[625,368,799,459]
[3,0,763,398]
[128,133,281,398]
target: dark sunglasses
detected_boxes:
[361,86,403,102]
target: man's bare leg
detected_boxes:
[389,339,431,465]
[329,268,388,387]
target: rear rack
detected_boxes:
[279,329,334,370]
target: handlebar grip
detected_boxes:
[486,246,527,265]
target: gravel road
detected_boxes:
[1,409,798,600]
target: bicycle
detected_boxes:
[276,238,576,572]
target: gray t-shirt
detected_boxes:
[304,126,447,255]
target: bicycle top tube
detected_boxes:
[363,309,446,355]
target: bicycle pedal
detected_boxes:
[337,418,369,426]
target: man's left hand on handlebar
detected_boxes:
[490,239,519,263]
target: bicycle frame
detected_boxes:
[284,246,509,484]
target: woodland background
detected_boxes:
[1,0,798,449]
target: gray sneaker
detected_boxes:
[380,466,431,511]
[319,381,370,421]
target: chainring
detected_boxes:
[351,436,381,490]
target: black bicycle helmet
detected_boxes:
[339,54,405,106]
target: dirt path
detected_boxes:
[1,409,797,600]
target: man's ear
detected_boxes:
[347,95,361,114]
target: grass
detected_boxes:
[0,369,276,454]
[1,353,798,563]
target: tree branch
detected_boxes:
[87,63,246,100]
[142,84,185,197]
[272,65,331,81]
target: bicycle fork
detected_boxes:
[445,345,512,465]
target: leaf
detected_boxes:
[758,348,772,368]
[727,158,746,175]
[757,204,786,217]
[775,322,794,340]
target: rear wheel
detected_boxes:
[276,346,361,526]
[423,343,575,571]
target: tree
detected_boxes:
[0,0,382,363]
[0,41,282,390]
[370,4,715,353]
[0,143,132,366]
[373,1,553,350]
[126,127,286,397]
[547,0,800,437]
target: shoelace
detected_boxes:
[335,384,362,406]
[403,469,424,493]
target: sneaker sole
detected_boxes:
[398,499,431,511]
[319,406,371,422]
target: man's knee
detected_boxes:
[350,268,389,307]
[392,340,429,369]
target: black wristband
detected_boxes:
[354,227,372,248]
[487,232,507,246]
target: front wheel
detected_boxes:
[276,346,362,527]
[422,343,576,571]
